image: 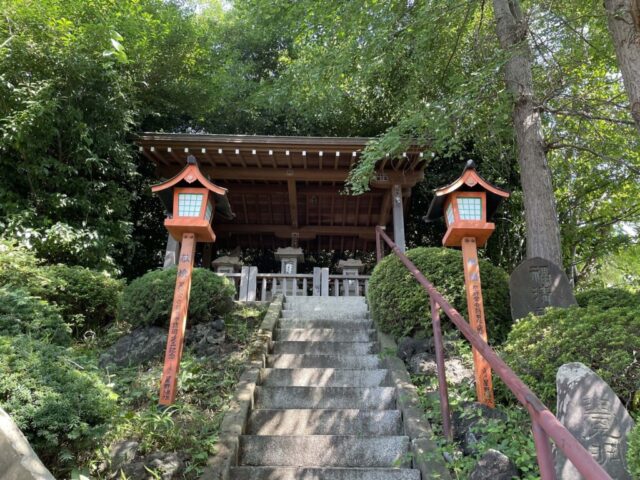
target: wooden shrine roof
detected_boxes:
[136,133,429,252]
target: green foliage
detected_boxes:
[39,265,124,333]
[367,247,511,342]
[118,267,235,329]
[628,422,640,480]
[0,335,117,473]
[575,287,640,310]
[502,304,640,410]
[0,241,123,334]
[0,288,71,345]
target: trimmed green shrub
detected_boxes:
[575,287,640,310]
[118,267,235,328]
[628,423,640,479]
[40,265,124,332]
[0,241,123,334]
[367,247,511,342]
[502,304,640,409]
[0,335,117,472]
[0,288,71,345]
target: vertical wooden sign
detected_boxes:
[159,233,196,406]
[461,237,495,407]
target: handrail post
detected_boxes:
[532,419,556,480]
[430,296,452,441]
[375,226,383,263]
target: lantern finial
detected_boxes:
[464,159,476,170]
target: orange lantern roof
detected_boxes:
[424,160,509,247]
[152,156,234,242]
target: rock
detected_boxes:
[452,402,507,454]
[120,452,184,480]
[408,354,474,386]
[99,327,166,368]
[0,407,55,480]
[108,440,139,472]
[398,336,432,362]
[470,449,518,480]
[211,317,225,332]
[509,257,577,320]
[555,362,635,479]
[186,320,226,356]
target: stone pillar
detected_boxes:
[211,255,243,274]
[337,258,365,296]
[392,184,406,252]
[275,247,304,275]
[163,234,180,269]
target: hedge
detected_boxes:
[502,301,640,411]
[117,267,235,328]
[367,247,511,342]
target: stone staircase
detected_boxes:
[229,296,421,480]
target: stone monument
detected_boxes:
[211,255,242,274]
[555,362,635,479]
[275,247,304,275]
[509,257,576,320]
[337,258,365,296]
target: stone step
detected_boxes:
[259,368,390,387]
[247,409,402,435]
[271,341,379,355]
[228,467,421,480]
[278,319,373,330]
[267,354,382,369]
[275,328,377,342]
[238,435,411,468]
[254,387,396,410]
[281,310,370,320]
[285,297,368,307]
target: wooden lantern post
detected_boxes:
[151,156,230,406]
[424,160,509,407]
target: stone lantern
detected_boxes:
[212,255,243,274]
[275,247,304,275]
[337,259,364,296]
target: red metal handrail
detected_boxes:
[375,226,611,480]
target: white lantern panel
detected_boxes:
[205,201,213,221]
[457,197,482,220]
[178,193,204,217]
[446,203,455,225]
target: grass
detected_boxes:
[71,303,267,479]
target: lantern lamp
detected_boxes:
[151,155,232,243]
[151,155,233,406]
[425,160,509,408]
[424,160,509,247]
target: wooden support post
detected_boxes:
[461,237,495,407]
[392,185,406,253]
[163,234,180,269]
[159,233,196,406]
[202,243,213,269]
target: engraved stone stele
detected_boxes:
[509,257,576,320]
[275,247,304,275]
[555,362,635,480]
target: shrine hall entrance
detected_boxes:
[136,133,429,300]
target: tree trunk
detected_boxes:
[492,0,564,267]
[604,0,640,132]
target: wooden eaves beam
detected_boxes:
[214,224,376,240]
[155,165,423,187]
